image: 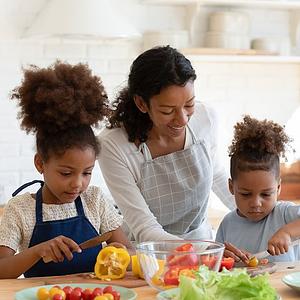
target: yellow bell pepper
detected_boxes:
[94,246,130,280]
[131,255,144,279]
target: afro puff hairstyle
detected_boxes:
[229,115,292,180]
[11,61,109,161]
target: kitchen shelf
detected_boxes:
[142,0,300,9]
[184,54,300,63]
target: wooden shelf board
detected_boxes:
[184,54,300,63]
[142,0,300,9]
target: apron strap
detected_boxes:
[140,125,200,161]
[139,143,153,161]
[74,196,85,216]
[35,187,43,224]
[12,180,44,197]
[186,124,199,144]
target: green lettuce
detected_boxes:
[178,266,277,300]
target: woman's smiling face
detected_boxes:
[143,81,195,139]
[229,170,281,222]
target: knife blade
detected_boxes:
[79,230,113,250]
[42,230,114,263]
[252,239,300,260]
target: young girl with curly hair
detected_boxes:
[216,115,300,262]
[0,62,131,278]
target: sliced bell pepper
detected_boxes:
[200,255,217,269]
[167,243,199,267]
[131,255,144,279]
[94,246,130,280]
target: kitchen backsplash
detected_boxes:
[0,1,300,203]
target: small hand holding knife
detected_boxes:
[42,230,113,263]
[252,238,300,260]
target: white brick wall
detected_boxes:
[0,1,300,204]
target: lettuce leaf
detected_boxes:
[178,266,277,300]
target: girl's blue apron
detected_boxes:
[12,180,102,278]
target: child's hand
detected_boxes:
[268,229,292,256]
[34,235,82,263]
[224,242,251,263]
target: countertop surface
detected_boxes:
[1,263,300,299]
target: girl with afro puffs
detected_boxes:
[0,62,132,278]
[216,115,300,262]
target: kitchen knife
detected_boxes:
[252,239,300,260]
[42,230,114,263]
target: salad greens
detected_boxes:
[178,266,277,300]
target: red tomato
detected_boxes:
[163,265,198,286]
[167,243,199,267]
[110,290,121,300]
[70,289,82,300]
[103,286,114,294]
[52,295,63,300]
[91,287,103,299]
[73,287,82,293]
[219,257,235,271]
[82,288,92,300]
[201,255,217,268]
[63,286,73,300]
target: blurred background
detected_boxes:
[0,0,300,206]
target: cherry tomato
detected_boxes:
[82,288,92,300]
[103,294,114,300]
[167,243,199,267]
[91,287,103,299]
[110,290,121,300]
[69,289,82,300]
[53,294,64,300]
[36,287,50,300]
[219,257,235,271]
[248,257,259,267]
[49,287,62,299]
[62,286,73,300]
[103,286,114,294]
[94,296,109,300]
[73,287,82,294]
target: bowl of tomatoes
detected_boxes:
[135,240,225,291]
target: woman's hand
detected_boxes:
[224,242,251,263]
[34,235,81,263]
[267,229,291,256]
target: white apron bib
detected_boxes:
[137,125,213,239]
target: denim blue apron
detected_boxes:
[12,180,102,278]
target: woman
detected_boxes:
[98,46,235,243]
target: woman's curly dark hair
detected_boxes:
[229,115,292,180]
[11,61,109,160]
[108,46,197,142]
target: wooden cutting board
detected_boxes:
[23,271,147,288]
[234,262,277,276]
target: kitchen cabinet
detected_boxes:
[141,0,300,63]
[142,0,300,9]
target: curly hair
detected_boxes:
[11,61,109,160]
[229,115,292,180]
[108,46,197,142]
